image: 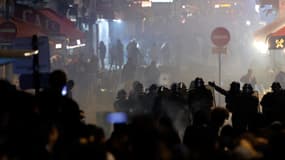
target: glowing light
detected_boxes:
[76,39,81,45]
[142,1,152,7]
[55,43,62,49]
[151,0,173,2]
[187,13,192,17]
[24,50,39,57]
[66,43,86,49]
[70,17,76,22]
[253,41,269,54]
[61,86,67,96]
[255,5,260,13]
[182,5,186,9]
[259,22,267,26]
[215,3,232,8]
[113,19,122,23]
[246,20,251,26]
[97,18,107,23]
[220,4,231,7]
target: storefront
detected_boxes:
[0,4,86,83]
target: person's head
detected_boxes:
[170,83,178,93]
[194,77,205,88]
[49,70,67,90]
[117,89,127,99]
[148,84,158,93]
[211,107,229,127]
[230,81,240,93]
[133,81,143,93]
[242,83,253,94]
[178,82,187,92]
[150,60,156,66]
[271,82,282,92]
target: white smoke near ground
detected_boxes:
[51,0,285,132]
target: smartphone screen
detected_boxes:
[61,85,67,96]
[106,112,127,124]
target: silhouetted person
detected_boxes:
[160,42,171,66]
[109,44,116,70]
[210,107,229,137]
[99,41,106,70]
[145,84,158,114]
[150,42,159,62]
[240,69,257,88]
[144,61,160,87]
[121,58,136,86]
[275,70,285,88]
[114,89,131,115]
[128,81,146,115]
[232,83,259,132]
[116,39,124,69]
[261,82,285,125]
[208,81,241,113]
[183,110,216,160]
[188,77,213,121]
[127,40,139,66]
[38,70,81,130]
[88,54,99,74]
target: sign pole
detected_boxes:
[32,35,40,95]
[218,53,222,106]
[211,27,230,107]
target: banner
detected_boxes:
[268,35,285,49]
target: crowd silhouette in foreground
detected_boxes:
[2,69,285,160]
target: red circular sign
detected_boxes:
[0,21,17,43]
[211,27,230,47]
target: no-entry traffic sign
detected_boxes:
[211,27,230,47]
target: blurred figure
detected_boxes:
[99,41,106,70]
[109,44,116,70]
[38,70,81,124]
[121,58,136,90]
[233,83,259,132]
[127,40,140,66]
[188,77,214,123]
[128,81,147,115]
[45,69,68,96]
[160,42,171,66]
[240,69,257,89]
[177,82,188,103]
[38,70,82,154]
[88,54,99,74]
[150,42,159,63]
[114,89,131,115]
[183,110,216,160]
[144,61,160,87]
[260,82,285,125]
[210,107,229,137]
[208,81,241,112]
[116,39,124,69]
[145,84,158,113]
[275,70,285,88]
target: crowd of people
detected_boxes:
[2,67,285,160]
